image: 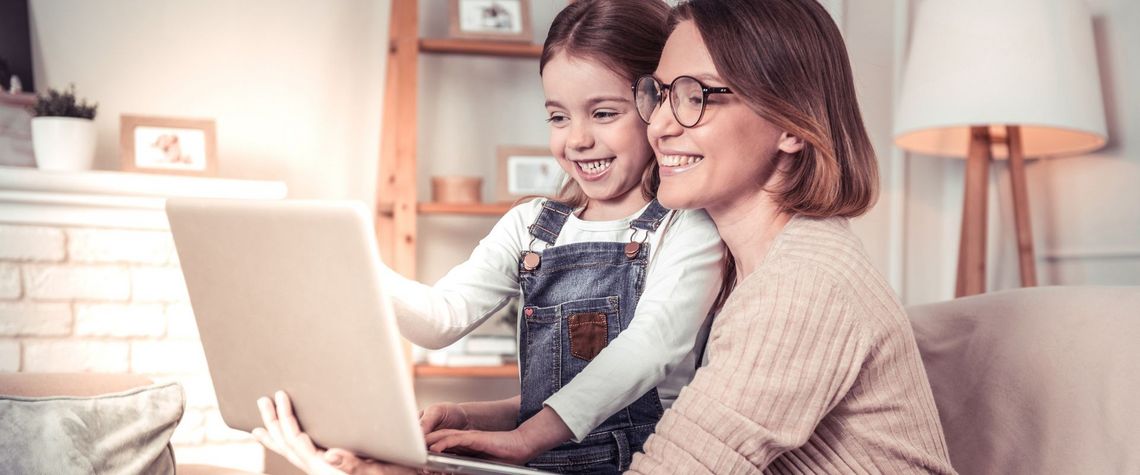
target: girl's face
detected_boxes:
[543,53,653,205]
[647,21,798,213]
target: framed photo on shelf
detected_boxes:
[448,0,533,43]
[497,145,565,202]
[119,115,217,176]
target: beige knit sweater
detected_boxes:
[628,216,956,474]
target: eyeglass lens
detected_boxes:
[634,76,706,127]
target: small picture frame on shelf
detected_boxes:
[120,115,217,176]
[448,0,533,43]
[497,145,565,202]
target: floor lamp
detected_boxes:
[893,0,1108,298]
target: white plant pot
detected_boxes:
[32,117,97,171]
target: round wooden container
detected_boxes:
[431,176,483,203]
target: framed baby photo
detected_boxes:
[119,115,217,176]
[497,145,565,202]
[448,0,533,43]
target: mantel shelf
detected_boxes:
[0,166,287,229]
[418,38,542,58]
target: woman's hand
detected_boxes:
[419,402,472,434]
[423,429,537,466]
[252,391,416,475]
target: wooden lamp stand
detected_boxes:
[956,125,1038,297]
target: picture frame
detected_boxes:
[448,0,533,43]
[119,115,217,176]
[497,145,565,202]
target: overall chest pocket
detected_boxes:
[524,296,621,364]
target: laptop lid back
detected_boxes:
[166,198,427,467]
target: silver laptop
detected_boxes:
[166,198,547,475]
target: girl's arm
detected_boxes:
[542,209,725,441]
[424,210,725,461]
[380,202,536,349]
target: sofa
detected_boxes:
[0,372,257,475]
[3,286,1137,474]
[908,286,1140,474]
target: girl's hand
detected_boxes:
[252,391,416,475]
[419,402,472,434]
[423,429,537,465]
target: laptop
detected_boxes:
[166,198,548,475]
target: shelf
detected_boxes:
[413,363,519,378]
[418,39,542,58]
[378,201,514,216]
[419,201,514,215]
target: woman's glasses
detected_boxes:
[633,75,733,128]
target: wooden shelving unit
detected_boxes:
[414,363,519,379]
[419,39,542,58]
[378,1,540,381]
[377,201,515,216]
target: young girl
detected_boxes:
[254,1,724,473]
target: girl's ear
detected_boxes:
[777,132,805,154]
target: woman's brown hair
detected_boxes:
[672,0,879,218]
[673,0,879,309]
[538,0,671,208]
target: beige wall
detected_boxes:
[29,0,390,201]
[899,0,1140,304]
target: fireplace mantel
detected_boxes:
[0,166,287,230]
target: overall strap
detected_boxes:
[527,200,575,245]
[630,200,671,232]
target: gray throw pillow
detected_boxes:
[0,381,184,474]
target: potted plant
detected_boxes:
[30,85,98,171]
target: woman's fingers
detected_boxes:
[276,391,302,437]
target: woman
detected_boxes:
[259,0,957,472]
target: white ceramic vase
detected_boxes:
[31,116,97,171]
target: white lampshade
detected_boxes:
[894,0,1107,158]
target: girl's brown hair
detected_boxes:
[673,0,879,309]
[539,0,671,208]
[672,0,879,218]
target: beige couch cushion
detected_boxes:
[0,373,184,474]
[908,286,1140,475]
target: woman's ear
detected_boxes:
[776,132,805,154]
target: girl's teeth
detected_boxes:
[579,159,613,173]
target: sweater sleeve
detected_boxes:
[382,202,532,349]
[543,209,725,441]
[628,262,871,473]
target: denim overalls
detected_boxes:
[518,199,671,473]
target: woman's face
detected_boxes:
[543,53,653,204]
[647,20,792,212]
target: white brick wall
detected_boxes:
[131,267,190,302]
[67,229,175,265]
[131,340,208,374]
[0,302,71,336]
[0,264,21,299]
[23,265,131,301]
[75,303,165,337]
[166,303,200,339]
[0,225,66,262]
[23,340,130,372]
[0,340,19,371]
[174,443,264,473]
[3,222,259,469]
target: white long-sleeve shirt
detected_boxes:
[380,199,724,441]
